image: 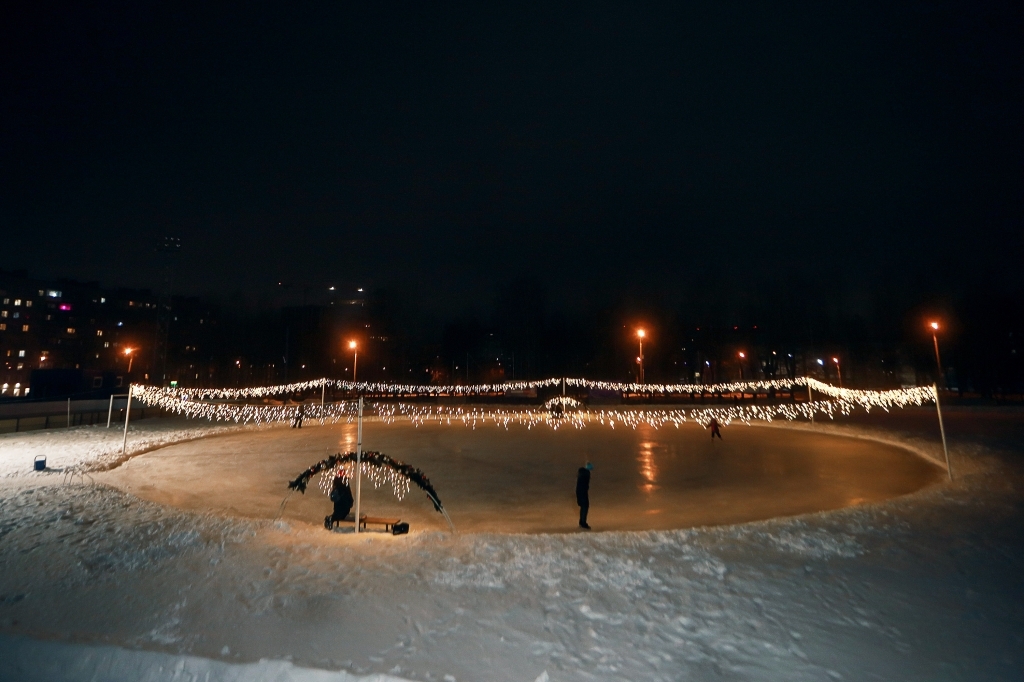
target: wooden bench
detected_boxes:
[360,516,402,532]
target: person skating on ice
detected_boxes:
[709,417,723,440]
[576,461,593,529]
[324,474,354,530]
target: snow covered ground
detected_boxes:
[0,417,255,479]
[0,409,1022,681]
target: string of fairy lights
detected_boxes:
[159,377,563,401]
[131,377,938,430]
[317,462,413,501]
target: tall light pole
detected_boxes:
[832,357,842,388]
[928,321,952,481]
[738,351,746,381]
[929,321,944,387]
[124,347,135,374]
[636,329,646,384]
[349,340,358,383]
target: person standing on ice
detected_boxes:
[709,417,722,440]
[324,474,354,530]
[292,403,304,428]
[576,462,593,529]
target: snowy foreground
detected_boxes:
[1,411,1022,681]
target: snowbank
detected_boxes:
[0,634,413,682]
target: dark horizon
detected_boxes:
[3,2,1023,317]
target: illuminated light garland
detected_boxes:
[155,375,806,401]
[373,397,872,431]
[132,378,938,430]
[544,395,581,411]
[801,378,936,411]
[162,377,563,401]
[130,385,361,425]
[288,451,445,512]
[566,377,800,395]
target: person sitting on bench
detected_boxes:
[324,475,353,530]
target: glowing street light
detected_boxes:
[927,321,952,480]
[124,347,136,373]
[929,321,943,386]
[737,351,746,381]
[348,340,359,382]
[832,356,843,388]
[636,329,646,384]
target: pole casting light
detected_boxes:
[349,340,359,382]
[927,320,952,480]
[635,329,646,384]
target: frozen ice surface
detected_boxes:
[95,419,945,533]
[0,408,1022,681]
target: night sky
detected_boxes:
[3,2,1022,314]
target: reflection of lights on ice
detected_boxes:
[637,439,659,494]
[131,377,938,432]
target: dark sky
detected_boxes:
[2,2,1022,313]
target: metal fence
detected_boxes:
[0,397,165,434]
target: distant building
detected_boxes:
[0,270,159,398]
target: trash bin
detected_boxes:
[34,455,46,471]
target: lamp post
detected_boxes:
[928,321,952,481]
[929,322,943,387]
[349,340,358,383]
[636,329,646,384]
[738,351,746,381]
[124,347,135,373]
[832,357,842,388]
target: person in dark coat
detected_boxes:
[709,417,722,440]
[576,462,593,529]
[292,403,305,428]
[324,475,354,530]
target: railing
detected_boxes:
[0,398,164,434]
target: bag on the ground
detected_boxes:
[392,522,409,535]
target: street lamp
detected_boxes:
[124,347,135,373]
[738,351,746,381]
[832,357,842,388]
[927,321,952,480]
[636,329,646,384]
[929,321,943,387]
[348,340,358,383]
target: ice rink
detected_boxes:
[97,418,944,533]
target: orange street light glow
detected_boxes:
[636,329,645,338]
[833,357,839,364]
[930,321,940,331]
[348,340,357,349]
[738,352,745,358]
[124,347,134,355]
